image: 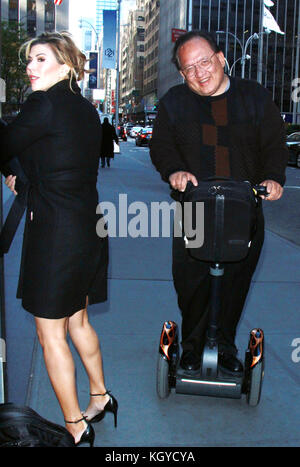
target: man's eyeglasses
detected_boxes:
[181,52,217,79]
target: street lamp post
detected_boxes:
[115,0,121,133]
[78,18,99,52]
[229,55,251,76]
[216,30,271,79]
[79,18,100,94]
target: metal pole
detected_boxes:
[257,0,264,84]
[0,0,8,404]
[187,0,193,31]
[292,0,300,124]
[115,0,121,132]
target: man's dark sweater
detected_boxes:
[150,77,288,186]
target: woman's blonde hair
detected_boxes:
[20,31,90,90]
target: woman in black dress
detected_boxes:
[100,117,119,168]
[0,32,117,446]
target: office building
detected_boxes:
[157,0,186,98]
[184,0,300,120]
[120,8,145,121]
[143,0,160,110]
[1,0,69,35]
[96,0,117,37]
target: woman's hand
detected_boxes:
[5,175,17,195]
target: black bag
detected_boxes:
[0,403,75,447]
[172,178,258,263]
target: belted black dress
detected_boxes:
[0,79,108,319]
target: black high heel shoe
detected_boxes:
[88,391,118,428]
[64,416,95,447]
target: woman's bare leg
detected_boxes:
[68,302,110,419]
[35,315,87,443]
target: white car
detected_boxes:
[130,126,144,138]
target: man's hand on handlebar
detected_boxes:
[260,179,283,201]
[169,171,198,192]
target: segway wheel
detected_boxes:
[156,355,170,399]
[246,359,264,407]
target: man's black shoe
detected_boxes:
[218,352,243,374]
[180,351,200,372]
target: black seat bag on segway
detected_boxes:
[172,177,258,263]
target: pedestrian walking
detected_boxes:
[150,30,288,375]
[0,31,117,447]
[100,117,119,168]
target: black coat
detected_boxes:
[150,77,288,186]
[100,120,118,158]
[0,79,108,318]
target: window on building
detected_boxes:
[84,30,92,51]
[27,0,36,37]
[9,0,18,22]
[45,0,55,32]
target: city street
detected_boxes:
[3,136,300,447]
[263,165,300,246]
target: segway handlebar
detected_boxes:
[171,180,269,200]
[252,185,269,197]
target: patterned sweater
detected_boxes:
[150,77,288,186]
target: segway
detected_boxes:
[156,179,267,406]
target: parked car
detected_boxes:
[124,122,134,132]
[286,132,300,168]
[135,127,153,146]
[130,126,144,138]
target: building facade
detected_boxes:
[120,8,145,121]
[1,0,69,35]
[157,0,186,98]
[143,0,160,112]
[186,0,300,121]
[95,0,117,37]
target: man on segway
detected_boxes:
[150,30,288,375]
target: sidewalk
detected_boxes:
[4,142,300,447]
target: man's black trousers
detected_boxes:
[172,205,265,358]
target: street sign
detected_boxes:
[171,28,187,43]
[88,52,98,89]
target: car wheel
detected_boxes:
[297,153,300,168]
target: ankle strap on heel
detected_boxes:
[64,416,87,424]
[90,390,111,397]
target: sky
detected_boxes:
[69,0,136,47]
[69,0,136,30]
